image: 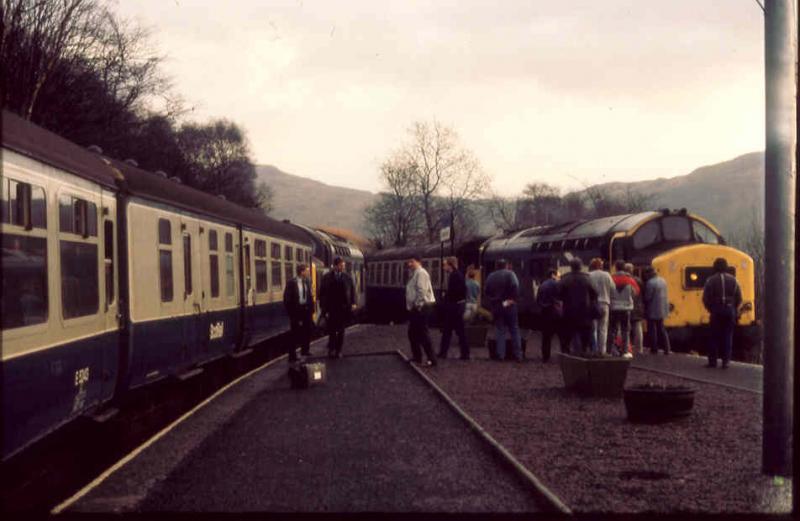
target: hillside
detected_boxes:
[258,151,764,241]
[581,152,764,237]
[256,165,377,234]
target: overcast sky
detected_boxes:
[116,0,765,195]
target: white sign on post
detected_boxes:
[439,226,451,242]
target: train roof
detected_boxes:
[2,109,309,245]
[289,223,365,260]
[2,109,120,189]
[366,235,493,262]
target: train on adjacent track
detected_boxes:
[364,210,759,354]
[1,111,365,461]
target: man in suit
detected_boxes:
[283,263,314,362]
[643,265,671,355]
[438,256,469,360]
[320,257,356,358]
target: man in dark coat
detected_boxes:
[558,258,599,355]
[702,257,742,369]
[484,259,522,362]
[536,268,570,363]
[283,263,314,362]
[320,257,356,358]
[438,256,470,360]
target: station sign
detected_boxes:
[439,226,451,242]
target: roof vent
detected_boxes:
[124,158,139,167]
[217,194,226,200]
[169,176,182,184]
[155,170,168,178]
[87,145,103,154]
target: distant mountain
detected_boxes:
[256,165,377,235]
[258,152,764,242]
[579,152,764,238]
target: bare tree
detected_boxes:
[364,156,421,247]
[256,181,275,215]
[400,120,486,243]
[1,0,104,118]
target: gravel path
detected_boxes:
[343,325,791,513]
[131,354,544,512]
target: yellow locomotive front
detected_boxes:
[650,243,758,355]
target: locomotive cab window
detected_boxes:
[633,220,661,250]
[692,220,720,244]
[662,216,692,242]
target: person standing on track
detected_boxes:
[405,254,437,366]
[702,257,742,369]
[484,259,523,362]
[439,256,470,360]
[283,263,315,362]
[608,260,640,358]
[643,266,671,355]
[536,268,569,363]
[588,258,614,355]
[320,257,356,359]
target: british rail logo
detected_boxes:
[209,321,225,340]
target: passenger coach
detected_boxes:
[1,110,312,460]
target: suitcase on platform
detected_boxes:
[289,361,326,389]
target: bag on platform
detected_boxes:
[289,361,327,389]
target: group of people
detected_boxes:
[283,252,743,371]
[282,256,356,362]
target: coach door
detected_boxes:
[180,218,203,361]
[100,190,119,397]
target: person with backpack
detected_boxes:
[702,258,742,369]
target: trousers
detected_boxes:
[408,306,436,363]
[440,302,469,359]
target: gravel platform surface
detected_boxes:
[78,350,543,512]
[343,325,791,514]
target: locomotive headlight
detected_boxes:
[741,302,753,312]
[689,272,699,281]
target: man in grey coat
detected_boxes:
[643,266,671,355]
[484,259,522,362]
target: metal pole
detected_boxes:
[763,0,796,477]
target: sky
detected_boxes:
[115,0,765,195]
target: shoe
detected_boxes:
[664,350,670,355]
[410,358,423,365]
[722,361,729,369]
[622,353,633,359]
[705,362,717,368]
[422,360,434,367]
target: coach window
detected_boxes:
[224,232,234,297]
[662,216,691,242]
[284,245,293,290]
[2,234,49,329]
[254,239,268,293]
[158,219,173,302]
[104,220,114,305]
[59,194,99,319]
[209,229,219,298]
[183,233,192,296]
[271,242,282,289]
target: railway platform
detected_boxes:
[56,328,546,514]
[53,325,790,514]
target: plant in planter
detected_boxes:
[624,382,695,423]
[558,352,631,398]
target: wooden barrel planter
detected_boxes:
[624,384,695,423]
[558,353,630,398]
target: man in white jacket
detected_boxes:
[405,254,437,366]
[588,258,614,354]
